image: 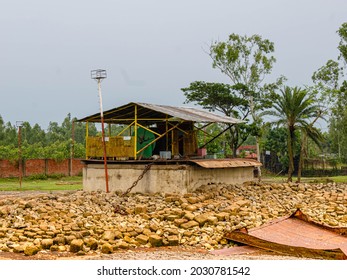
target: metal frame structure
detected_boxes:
[78,102,245,161]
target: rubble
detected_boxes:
[0,182,346,257]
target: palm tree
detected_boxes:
[296,114,324,182]
[263,86,323,182]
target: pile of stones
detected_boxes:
[0,182,346,256]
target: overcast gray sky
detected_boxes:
[1,0,346,129]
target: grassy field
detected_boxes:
[0,176,83,192]
[262,174,347,184]
[1,174,346,192]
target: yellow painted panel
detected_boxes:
[86,136,135,159]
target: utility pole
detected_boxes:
[70,120,75,176]
[16,121,23,190]
[91,69,109,193]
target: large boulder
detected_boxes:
[101,242,113,254]
[180,220,199,229]
[149,234,163,247]
[41,239,54,249]
[69,239,84,253]
[24,244,40,256]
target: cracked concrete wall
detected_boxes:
[83,164,255,194]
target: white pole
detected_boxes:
[97,78,109,193]
[98,80,104,118]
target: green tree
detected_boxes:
[46,121,64,143]
[311,23,347,163]
[73,118,97,144]
[329,83,347,162]
[181,81,257,157]
[296,114,324,182]
[0,145,17,160]
[0,115,4,143]
[312,59,342,94]
[209,34,276,87]
[0,116,18,160]
[21,122,46,145]
[196,123,228,156]
[262,126,290,172]
[22,142,45,159]
[73,142,86,158]
[2,122,17,146]
[209,33,284,177]
[338,22,347,64]
[262,86,323,182]
[0,113,94,161]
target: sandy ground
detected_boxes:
[0,246,309,260]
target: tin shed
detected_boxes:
[77,102,261,193]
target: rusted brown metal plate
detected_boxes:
[191,158,262,168]
[224,209,347,260]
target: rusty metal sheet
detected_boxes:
[190,158,262,168]
[225,209,347,259]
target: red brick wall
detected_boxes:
[47,160,69,176]
[0,159,85,178]
[0,160,19,178]
[25,159,46,176]
[71,159,84,176]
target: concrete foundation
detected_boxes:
[83,163,256,194]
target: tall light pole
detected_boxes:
[16,121,23,190]
[91,69,109,193]
[70,120,75,176]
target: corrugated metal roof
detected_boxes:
[224,209,347,260]
[138,102,244,124]
[190,158,262,168]
[77,102,244,124]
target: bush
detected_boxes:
[26,174,48,180]
[25,173,66,180]
[48,173,65,180]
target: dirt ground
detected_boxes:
[0,246,309,260]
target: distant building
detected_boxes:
[236,145,257,159]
